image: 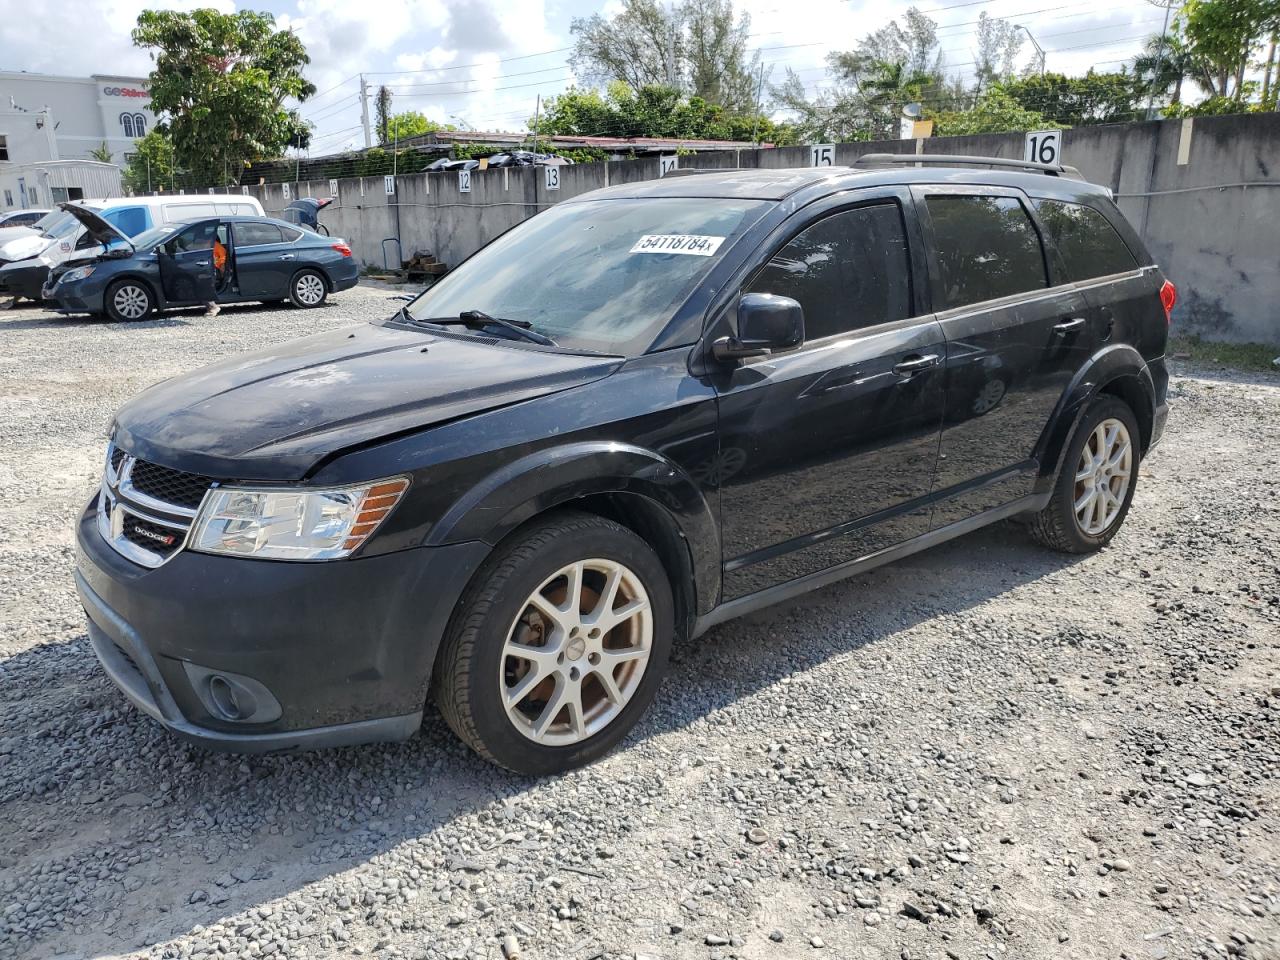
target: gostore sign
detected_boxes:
[103,86,149,98]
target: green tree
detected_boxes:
[88,142,114,164]
[570,0,763,113]
[132,9,315,187]
[121,130,178,193]
[534,82,796,143]
[384,111,448,142]
[1179,0,1280,99]
[931,90,1050,135]
[995,71,1145,125]
[973,12,1025,92]
[375,85,392,144]
[1133,30,1202,108]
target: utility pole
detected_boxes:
[359,74,372,149]
[532,94,541,153]
[750,62,766,145]
[1144,0,1179,119]
[1015,25,1046,76]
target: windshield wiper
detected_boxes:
[412,310,557,346]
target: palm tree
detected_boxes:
[1134,32,1202,107]
[88,142,113,164]
[856,59,939,138]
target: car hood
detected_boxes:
[111,322,622,481]
[0,233,53,263]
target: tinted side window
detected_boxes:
[102,206,150,236]
[279,225,303,241]
[1034,199,1137,281]
[234,222,284,246]
[747,203,912,341]
[167,221,218,253]
[925,196,1047,310]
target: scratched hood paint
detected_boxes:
[112,322,621,480]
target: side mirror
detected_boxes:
[712,292,804,363]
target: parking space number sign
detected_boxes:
[810,144,835,167]
[329,178,338,197]
[1025,130,1062,166]
[458,169,471,193]
[660,155,679,177]
[282,183,291,200]
[384,175,395,195]
[545,165,560,191]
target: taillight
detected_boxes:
[332,243,352,258]
[1159,280,1177,325]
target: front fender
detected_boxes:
[425,440,720,614]
[1034,343,1156,487]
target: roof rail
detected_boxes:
[854,152,1083,179]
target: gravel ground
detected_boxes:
[1,288,1278,960]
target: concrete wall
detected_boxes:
[234,113,1280,344]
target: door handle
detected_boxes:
[193,260,210,267]
[1053,317,1087,334]
[892,354,940,376]
[278,254,296,260]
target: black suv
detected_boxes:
[75,156,1174,774]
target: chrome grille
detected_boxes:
[97,443,215,568]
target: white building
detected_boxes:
[0,71,150,210]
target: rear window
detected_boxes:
[1034,199,1138,281]
[925,195,1047,310]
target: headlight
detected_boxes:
[190,477,410,561]
[59,266,95,284]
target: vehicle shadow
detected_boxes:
[0,520,1086,959]
[0,312,197,332]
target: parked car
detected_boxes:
[0,194,264,303]
[76,156,1173,774]
[485,151,570,168]
[45,205,358,320]
[0,208,50,228]
[425,158,479,172]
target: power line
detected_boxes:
[361,47,573,76]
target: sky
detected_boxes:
[0,0,1171,153]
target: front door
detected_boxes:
[713,194,946,600]
[158,219,219,304]
[230,220,291,299]
[913,186,1098,525]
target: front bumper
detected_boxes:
[75,497,489,752]
[0,260,50,300]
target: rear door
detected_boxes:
[230,221,290,298]
[713,189,946,599]
[158,219,218,304]
[913,186,1097,524]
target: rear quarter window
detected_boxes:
[924,195,1047,310]
[1034,199,1138,281]
[163,203,216,222]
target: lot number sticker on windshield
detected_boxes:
[630,234,725,256]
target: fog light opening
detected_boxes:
[208,675,245,720]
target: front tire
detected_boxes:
[1028,396,1141,553]
[289,270,328,308]
[104,280,154,322]
[434,511,674,775]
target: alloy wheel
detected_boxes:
[295,274,325,306]
[112,285,150,320]
[1073,417,1133,536]
[500,559,653,746]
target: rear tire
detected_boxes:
[1028,396,1141,553]
[104,280,154,322]
[289,270,327,309]
[433,511,674,775]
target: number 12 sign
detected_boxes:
[1024,129,1062,166]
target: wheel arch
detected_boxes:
[291,264,331,291]
[1035,344,1156,486]
[424,441,720,632]
[103,273,162,313]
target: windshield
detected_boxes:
[404,197,771,355]
[132,225,177,250]
[41,211,83,240]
